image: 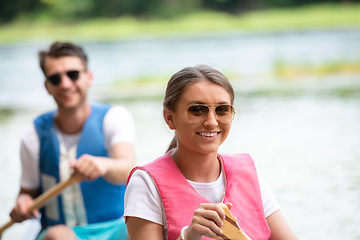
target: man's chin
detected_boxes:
[58,102,80,112]
[56,97,87,112]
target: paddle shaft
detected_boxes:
[0,174,83,238]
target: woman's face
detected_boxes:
[165,80,233,155]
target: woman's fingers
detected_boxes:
[225,202,233,210]
[195,206,224,227]
[188,222,222,239]
[201,203,226,221]
[187,203,226,239]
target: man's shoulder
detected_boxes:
[21,125,39,148]
[102,104,135,145]
[108,104,128,112]
[91,102,111,108]
[105,105,132,119]
[33,109,57,126]
[90,102,131,114]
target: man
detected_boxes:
[9,41,136,240]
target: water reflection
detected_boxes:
[1,28,360,108]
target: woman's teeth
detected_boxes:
[198,132,218,137]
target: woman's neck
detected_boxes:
[171,147,221,183]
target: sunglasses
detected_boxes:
[46,70,84,86]
[186,104,236,124]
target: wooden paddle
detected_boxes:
[0,173,84,238]
[213,203,252,240]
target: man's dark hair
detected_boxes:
[39,41,88,75]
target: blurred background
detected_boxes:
[0,0,360,239]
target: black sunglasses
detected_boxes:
[46,70,84,86]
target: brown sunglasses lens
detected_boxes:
[187,105,234,124]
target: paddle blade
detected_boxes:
[212,203,252,240]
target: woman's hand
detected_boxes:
[183,202,233,240]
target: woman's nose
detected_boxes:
[203,108,218,127]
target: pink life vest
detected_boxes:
[128,152,271,240]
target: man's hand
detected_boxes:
[70,142,136,184]
[70,154,107,181]
[10,194,39,223]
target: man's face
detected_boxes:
[44,56,92,112]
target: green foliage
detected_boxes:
[0,0,43,22]
[2,0,360,23]
[202,0,261,13]
[39,0,93,19]
[13,0,202,20]
[274,58,360,79]
[0,108,15,123]
[264,0,360,8]
[89,0,159,17]
[1,3,360,43]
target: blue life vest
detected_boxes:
[34,103,126,228]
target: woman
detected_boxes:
[124,65,298,240]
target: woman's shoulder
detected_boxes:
[125,169,164,225]
[129,169,153,183]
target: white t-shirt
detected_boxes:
[124,165,280,236]
[20,105,136,189]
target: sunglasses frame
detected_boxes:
[46,69,86,86]
[186,104,236,124]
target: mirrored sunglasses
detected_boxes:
[186,104,236,124]
[46,70,82,86]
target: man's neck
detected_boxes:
[55,102,91,134]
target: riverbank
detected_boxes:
[0,3,360,43]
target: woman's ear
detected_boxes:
[163,108,176,130]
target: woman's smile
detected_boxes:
[196,131,221,138]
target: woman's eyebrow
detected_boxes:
[187,100,230,105]
[188,100,206,105]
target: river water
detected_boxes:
[0,28,359,239]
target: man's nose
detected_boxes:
[58,74,73,87]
